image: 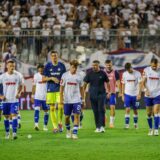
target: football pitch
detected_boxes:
[0,109,159,160]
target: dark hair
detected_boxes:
[92,60,100,64]
[37,63,44,69]
[125,62,132,70]
[150,58,158,64]
[7,59,14,64]
[50,50,58,55]
[70,60,79,67]
[105,59,111,64]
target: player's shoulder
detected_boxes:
[122,71,127,76]
[34,72,39,77]
[0,72,5,78]
[14,70,23,76]
[58,61,65,67]
[134,70,141,75]
[143,66,150,72]
[62,71,69,77]
[45,62,52,68]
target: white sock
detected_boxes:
[110,116,115,124]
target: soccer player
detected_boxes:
[104,60,121,128]
[0,60,23,139]
[142,58,160,136]
[31,64,49,131]
[43,51,66,133]
[60,60,84,139]
[71,70,85,129]
[84,60,110,133]
[121,63,142,129]
[9,62,24,129]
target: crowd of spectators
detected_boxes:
[0,0,159,59]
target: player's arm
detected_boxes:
[42,64,59,83]
[60,74,65,104]
[83,82,89,106]
[121,74,125,102]
[0,76,5,100]
[137,73,142,100]
[16,84,23,99]
[42,76,59,84]
[60,85,64,105]
[115,71,121,97]
[104,73,111,98]
[31,84,36,103]
[142,70,150,96]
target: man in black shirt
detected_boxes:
[84,60,110,133]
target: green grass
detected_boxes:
[0,110,159,160]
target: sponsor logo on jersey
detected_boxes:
[6,82,16,85]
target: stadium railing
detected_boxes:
[0,28,159,64]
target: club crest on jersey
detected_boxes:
[58,68,61,71]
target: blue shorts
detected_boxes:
[145,95,160,107]
[124,94,139,109]
[2,102,19,115]
[105,93,116,106]
[34,99,49,110]
[64,103,81,116]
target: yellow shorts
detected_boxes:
[46,92,60,104]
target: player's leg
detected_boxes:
[72,103,81,139]
[98,94,106,132]
[79,110,84,129]
[153,95,160,136]
[9,115,12,129]
[11,102,19,139]
[47,93,58,133]
[34,99,41,130]
[71,111,74,123]
[90,97,100,132]
[132,98,139,129]
[144,97,154,135]
[104,97,108,127]
[153,104,159,136]
[64,104,72,138]
[3,103,10,139]
[109,94,116,128]
[42,101,49,131]
[57,92,64,132]
[124,94,131,129]
[17,111,21,129]
[17,100,21,129]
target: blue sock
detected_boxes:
[12,117,18,133]
[133,114,138,124]
[44,112,49,126]
[125,114,130,125]
[65,124,70,131]
[72,125,78,134]
[154,114,159,130]
[34,107,40,124]
[4,119,9,132]
[71,114,74,123]
[147,116,152,129]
